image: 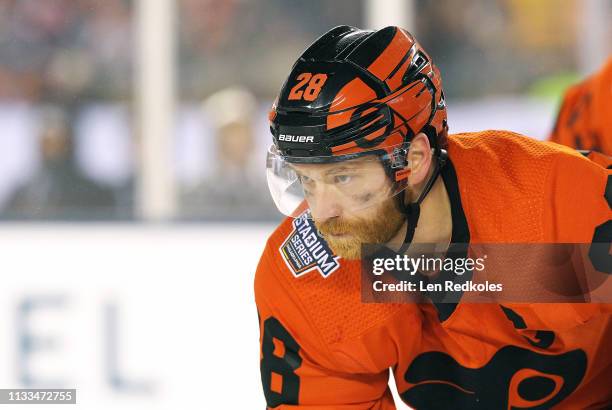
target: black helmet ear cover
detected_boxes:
[397,149,447,251]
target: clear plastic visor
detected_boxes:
[266,144,408,219]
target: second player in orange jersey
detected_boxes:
[550,56,612,155]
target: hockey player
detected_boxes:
[550,56,611,155]
[256,26,612,409]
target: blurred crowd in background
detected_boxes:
[0,0,608,221]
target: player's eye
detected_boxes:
[299,174,314,185]
[334,175,352,185]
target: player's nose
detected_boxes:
[309,186,342,222]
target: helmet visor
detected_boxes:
[266,144,409,218]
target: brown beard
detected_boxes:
[314,197,405,260]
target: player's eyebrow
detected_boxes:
[324,165,357,176]
[290,163,357,175]
[290,159,371,178]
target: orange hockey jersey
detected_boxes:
[550,57,612,155]
[255,131,612,409]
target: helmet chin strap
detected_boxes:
[397,149,447,253]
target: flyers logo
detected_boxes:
[401,346,587,409]
[288,73,328,101]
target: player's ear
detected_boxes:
[407,132,433,185]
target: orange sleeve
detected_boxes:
[545,150,611,243]
[539,150,612,320]
[255,245,397,410]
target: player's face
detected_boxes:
[292,158,405,259]
[292,156,392,219]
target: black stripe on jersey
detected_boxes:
[432,159,471,322]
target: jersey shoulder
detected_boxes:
[446,130,609,242]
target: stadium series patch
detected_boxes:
[280,212,340,278]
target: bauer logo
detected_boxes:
[280,212,340,278]
[278,134,314,143]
